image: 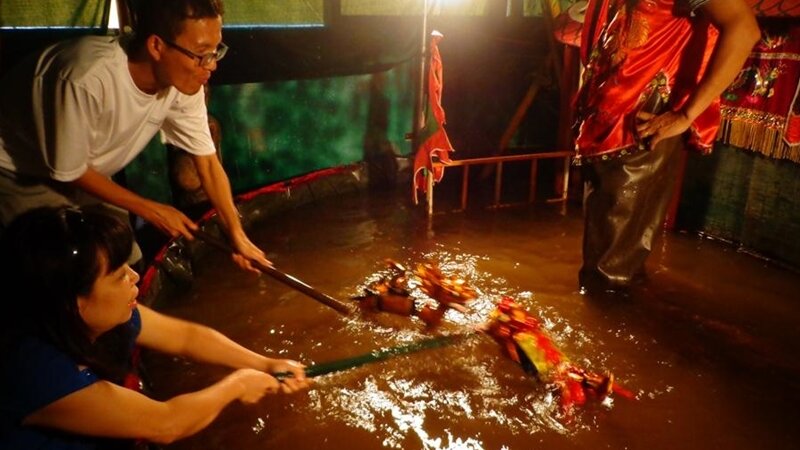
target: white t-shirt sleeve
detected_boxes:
[160,89,217,156]
[37,77,98,182]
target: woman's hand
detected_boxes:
[265,359,312,394]
[635,110,693,150]
[229,368,281,404]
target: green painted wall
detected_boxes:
[124,62,414,203]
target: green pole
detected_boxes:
[275,332,477,380]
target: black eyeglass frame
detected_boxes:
[160,37,228,67]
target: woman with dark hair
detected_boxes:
[0,206,309,449]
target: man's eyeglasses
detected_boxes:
[160,37,228,68]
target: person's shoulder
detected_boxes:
[0,336,105,447]
[3,334,71,371]
[71,35,123,57]
[1,334,98,401]
[53,36,125,84]
[1,333,89,382]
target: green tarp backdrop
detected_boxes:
[0,0,106,28]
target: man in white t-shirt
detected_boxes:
[0,0,268,272]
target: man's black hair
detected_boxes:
[128,0,224,52]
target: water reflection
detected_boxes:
[270,249,608,445]
[149,191,800,450]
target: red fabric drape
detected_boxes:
[412,31,453,202]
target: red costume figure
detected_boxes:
[573,0,759,292]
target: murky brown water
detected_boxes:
[145,190,800,450]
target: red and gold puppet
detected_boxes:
[353,260,475,327]
[355,261,634,416]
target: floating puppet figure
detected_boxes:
[485,296,634,416]
[353,260,475,327]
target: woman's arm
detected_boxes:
[680,0,761,122]
[23,368,274,445]
[636,0,760,147]
[136,305,308,392]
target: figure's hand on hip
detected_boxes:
[636,110,692,150]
